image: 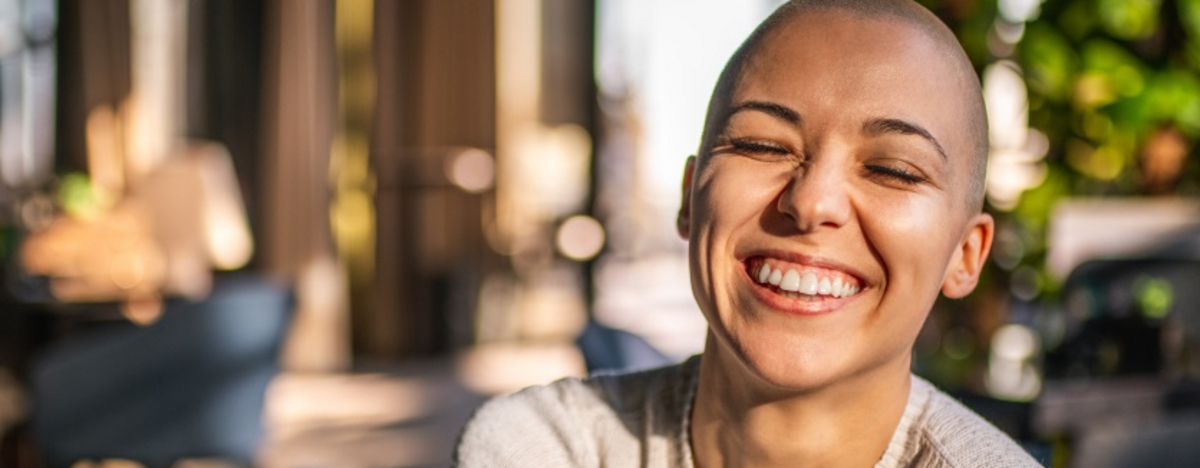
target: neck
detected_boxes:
[689,337,912,468]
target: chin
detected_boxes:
[721,326,857,392]
[711,316,913,395]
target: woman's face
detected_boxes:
[680,11,992,391]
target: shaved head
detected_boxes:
[700,0,989,212]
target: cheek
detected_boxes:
[694,160,791,231]
[865,196,960,298]
[690,161,790,306]
[857,197,963,363]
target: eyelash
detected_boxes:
[726,138,927,186]
[864,164,925,185]
[730,138,790,156]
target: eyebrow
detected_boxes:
[863,118,947,161]
[727,100,802,126]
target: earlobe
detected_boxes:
[677,156,697,240]
[942,213,995,298]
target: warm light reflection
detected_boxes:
[329,0,376,297]
[456,343,584,395]
[1140,126,1189,193]
[69,459,145,468]
[127,0,187,177]
[263,374,434,440]
[120,292,163,326]
[986,324,1042,401]
[507,123,592,222]
[998,0,1043,23]
[984,61,1047,210]
[20,201,167,303]
[516,267,589,340]
[556,215,605,261]
[132,141,254,298]
[280,257,350,372]
[259,369,465,468]
[84,104,125,207]
[494,0,543,256]
[0,368,27,437]
[446,147,495,194]
[193,143,253,271]
[492,0,597,362]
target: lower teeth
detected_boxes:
[777,288,829,299]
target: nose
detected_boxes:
[776,157,852,232]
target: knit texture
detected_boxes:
[454,356,1042,467]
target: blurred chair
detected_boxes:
[576,319,673,374]
[1045,257,1200,379]
[1038,253,1200,467]
[30,274,292,468]
[1071,411,1200,468]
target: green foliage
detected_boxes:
[1002,0,1200,296]
[1022,23,1078,102]
[917,0,1200,300]
[1096,0,1162,40]
[1020,0,1200,188]
[1134,274,1173,319]
[58,172,105,220]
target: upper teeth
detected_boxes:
[755,263,860,298]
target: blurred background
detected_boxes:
[1,0,1199,466]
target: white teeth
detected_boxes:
[754,262,862,298]
[799,271,818,295]
[780,269,801,291]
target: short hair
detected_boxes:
[699,0,989,212]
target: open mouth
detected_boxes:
[744,256,865,300]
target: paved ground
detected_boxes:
[258,342,589,468]
[259,358,487,468]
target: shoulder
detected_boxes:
[909,377,1043,468]
[452,375,595,467]
[453,358,697,467]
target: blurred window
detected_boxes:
[591,0,783,358]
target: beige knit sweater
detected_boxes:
[454,356,1043,467]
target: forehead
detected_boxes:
[729,10,973,161]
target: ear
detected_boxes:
[676,156,697,240]
[941,212,994,298]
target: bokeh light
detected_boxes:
[445,147,495,194]
[555,215,605,261]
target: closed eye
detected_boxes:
[730,138,791,156]
[864,164,926,185]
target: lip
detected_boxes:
[737,250,869,315]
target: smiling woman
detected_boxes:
[454,1,1041,467]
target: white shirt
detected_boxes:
[454,356,1043,467]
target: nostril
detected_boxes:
[778,187,851,232]
[774,167,852,232]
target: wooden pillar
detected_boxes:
[260,0,348,371]
[370,0,497,358]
